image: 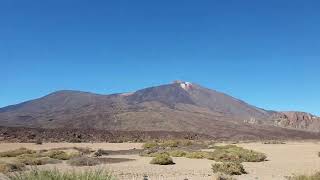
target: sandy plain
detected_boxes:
[0,141,320,180]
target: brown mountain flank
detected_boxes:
[0,81,319,139]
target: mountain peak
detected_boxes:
[172,80,193,90]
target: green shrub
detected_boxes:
[0,148,36,157]
[208,145,266,162]
[287,172,320,180]
[185,151,208,159]
[46,150,80,160]
[0,161,25,173]
[150,153,174,165]
[7,168,116,180]
[67,156,101,166]
[142,142,159,149]
[212,162,246,175]
[168,150,187,157]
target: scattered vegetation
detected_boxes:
[212,162,246,175]
[67,156,101,166]
[94,149,110,157]
[287,172,320,180]
[207,145,267,162]
[185,151,208,159]
[73,147,93,155]
[142,140,194,149]
[7,168,116,180]
[263,140,286,144]
[0,148,36,157]
[168,150,187,157]
[150,153,174,165]
[45,150,80,160]
[161,140,180,148]
[0,161,25,173]
[142,142,159,149]
[17,156,61,165]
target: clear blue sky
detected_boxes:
[0,0,319,115]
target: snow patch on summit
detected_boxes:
[180,82,192,90]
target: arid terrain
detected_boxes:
[1,141,320,180]
[1,82,320,140]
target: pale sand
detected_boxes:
[0,142,320,180]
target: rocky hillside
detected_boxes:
[0,81,319,139]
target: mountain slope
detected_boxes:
[0,81,319,139]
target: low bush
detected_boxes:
[208,145,266,163]
[0,161,25,173]
[7,168,116,180]
[0,148,36,157]
[185,151,208,159]
[67,156,101,166]
[212,162,246,175]
[142,142,159,149]
[17,153,45,159]
[46,150,80,160]
[140,150,164,157]
[73,147,93,155]
[168,150,187,157]
[287,172,320,180]
[17,156,61,165]
[150,153,174,165]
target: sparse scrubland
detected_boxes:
[0,148,36,158]
[287,172,320,180]
[1,141,319,179]
[139,140,267,177]
[7,168,116,180]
